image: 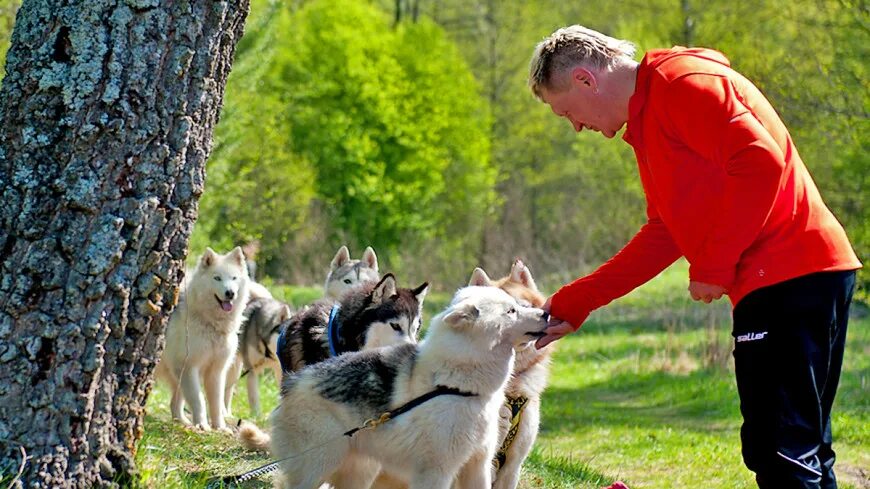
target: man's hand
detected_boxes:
[535,297,577,349]
[688,281,726,303]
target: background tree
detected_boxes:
[0,1,249,486]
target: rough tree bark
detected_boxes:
[0,1,249,486]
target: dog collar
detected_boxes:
[327,304,342,357]
[493,395,530,471]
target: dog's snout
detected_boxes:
[224,290,235,300]
[540,310,550,323]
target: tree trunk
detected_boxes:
[0,1,249,487]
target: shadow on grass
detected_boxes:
[541,369,741,436]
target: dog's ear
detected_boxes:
[510,259,538,291]
[331,246,350,270]
[362,246,378,272]
[279,304,293,322]
[229,246,246,268]
[200,247,218,268]
[442,302,479,329]
[372,273,397,303]
[412,282,429,304]
[468,267,491,287]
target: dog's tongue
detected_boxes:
[220,300,233,312]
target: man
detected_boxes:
[529,25,861,489]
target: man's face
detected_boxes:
[540,68,623,139]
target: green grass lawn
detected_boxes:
[139,263,870,488]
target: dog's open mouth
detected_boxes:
[215,295,234,312]
[525,331,547,339]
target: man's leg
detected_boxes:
[732,271,855,489]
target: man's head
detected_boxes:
[529,25,637,138]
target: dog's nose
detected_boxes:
[224,290,235,300]
[541,310,550,323]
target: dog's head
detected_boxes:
[324,245,380,300]
[469,259,545,308]
[245,297,294,356]
[191,246,249,314]
[352,274,429,350]
[435,286,548,351]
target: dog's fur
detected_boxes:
[155,247,250,431]
[325,246,380,300]
[275,274,428,374]
[224,297,293,416]
[468,260,553,489]
[239,274,428,452]
[269,286,549,489]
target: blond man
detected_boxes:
[530,25,860,489]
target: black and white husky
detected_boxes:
[275,274,429,374]
[269,286,549,489]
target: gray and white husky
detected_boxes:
[269,286,549,489]
[224,297,294,417]
[325,245,380,300]
[238,274,429,451]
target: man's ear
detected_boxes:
[570,66,598,92]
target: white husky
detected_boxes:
[269,286,548,489]
[155,247,250,431]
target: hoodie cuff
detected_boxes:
[688,263,735,291]
[550,286,593,331]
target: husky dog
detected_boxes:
[325,245,380,299]
[468,259,553,489]
[224,297,293,417]
[155,247,250,431]
[276,274,428,374]
[239,274,428,452]
[269,286,549,489]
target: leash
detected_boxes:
[326,303,342,357]
[211,385,475,487]
[492,395,529,471]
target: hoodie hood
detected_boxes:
[624,47,731,145]
[643,46,730,71]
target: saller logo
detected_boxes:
[736,331,768,343]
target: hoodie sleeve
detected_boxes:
[550,185,682,330]
[661,73,786,290]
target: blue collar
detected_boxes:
[327,304,342,357]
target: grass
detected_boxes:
[138,262,870,488]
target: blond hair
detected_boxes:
[528,25,636,99]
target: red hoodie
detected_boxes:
[550,47,861,329]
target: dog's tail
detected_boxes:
[238,420,271,452]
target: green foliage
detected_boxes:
[192,0,495,285]
[0,0,20,83]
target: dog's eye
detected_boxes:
[232,276,238,281]
[390,322,402,332]
[213,276,221,282]
[344,279,352,284]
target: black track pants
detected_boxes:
[732,270,856,489]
